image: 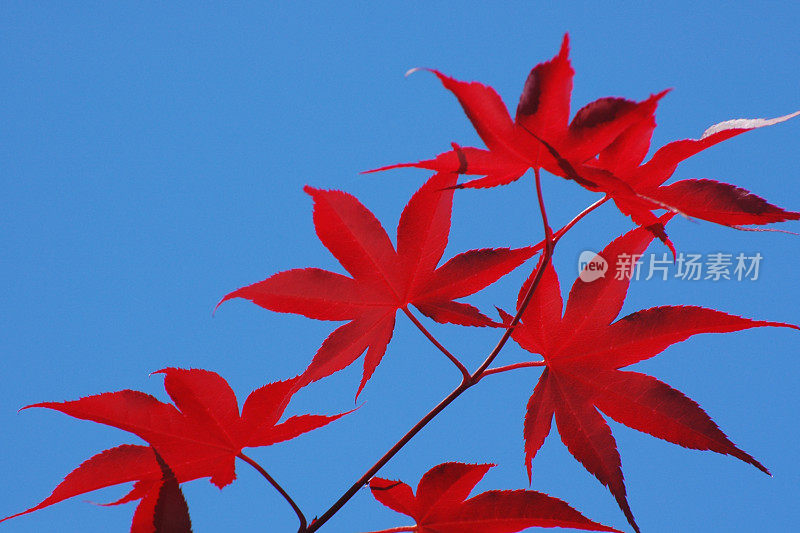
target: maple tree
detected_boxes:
[4,34,798,532]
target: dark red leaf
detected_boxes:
[218,268,372,321]
[515,34,573,140]
[419,247,535,302]
[428,69,520,160]
[369,478,418,518]
[367,462,621,533]
[414,300,495,327]
[548,374,636,532]
[1,445,158,523]
[649,178,800,226]
[578,305,798,370]
[585,370,768,473]
[130,448,192,533]
[130,483,161,533]
[368,36,798,239]
[523,368,555,482]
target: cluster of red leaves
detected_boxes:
[2,369,346,531]
[356,34,798,533]
[367,34,799,249]
[5,34,798,533]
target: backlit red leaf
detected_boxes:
[368,35,798,239]
[367,462,621,533]
[2,369,346,527]
[504,223,797,532]
[629,112,800,190]
[649,178,800,226]
[219,172,535,393]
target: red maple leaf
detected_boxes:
[587,109,800,228]
[218,171,536,396]
[498,222,798,532]
[365,34,665,192]
[365,462,622,533]
[2,368,346,528]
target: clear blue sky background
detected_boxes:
[2,3,798,532]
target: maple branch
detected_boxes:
[554,195,609,244]
[527,195,609,256]
[237,452,307,532]
[480,360,547,378]
[305,381,471,532]
[306,167,591,532]
[471,167,555,379]
[402,306,470,381]
[474,194,604,383]
[306,169,561,532]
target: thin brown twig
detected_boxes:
[526,195,609,256]
[471,167,555,379]
[305,381,470,532]
[237,452,307,532]
[402,306,470,381]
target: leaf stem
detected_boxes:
[471,167,554,378]
[237,452,307,532]
[480,360,547,378]
[554,195,609,244]
[527,196,608,256]
[305,380,470,532]
[307,168,562,532]
[401,306,470,381]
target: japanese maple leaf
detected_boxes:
[498,222,798,532]
[2,368,346,527]
[588,108,800,228]
[365,462,621,533]
[365,34,666,192]
[130,448,192,533]
[218,171,536,396]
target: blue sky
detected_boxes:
[1,2,798,532]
